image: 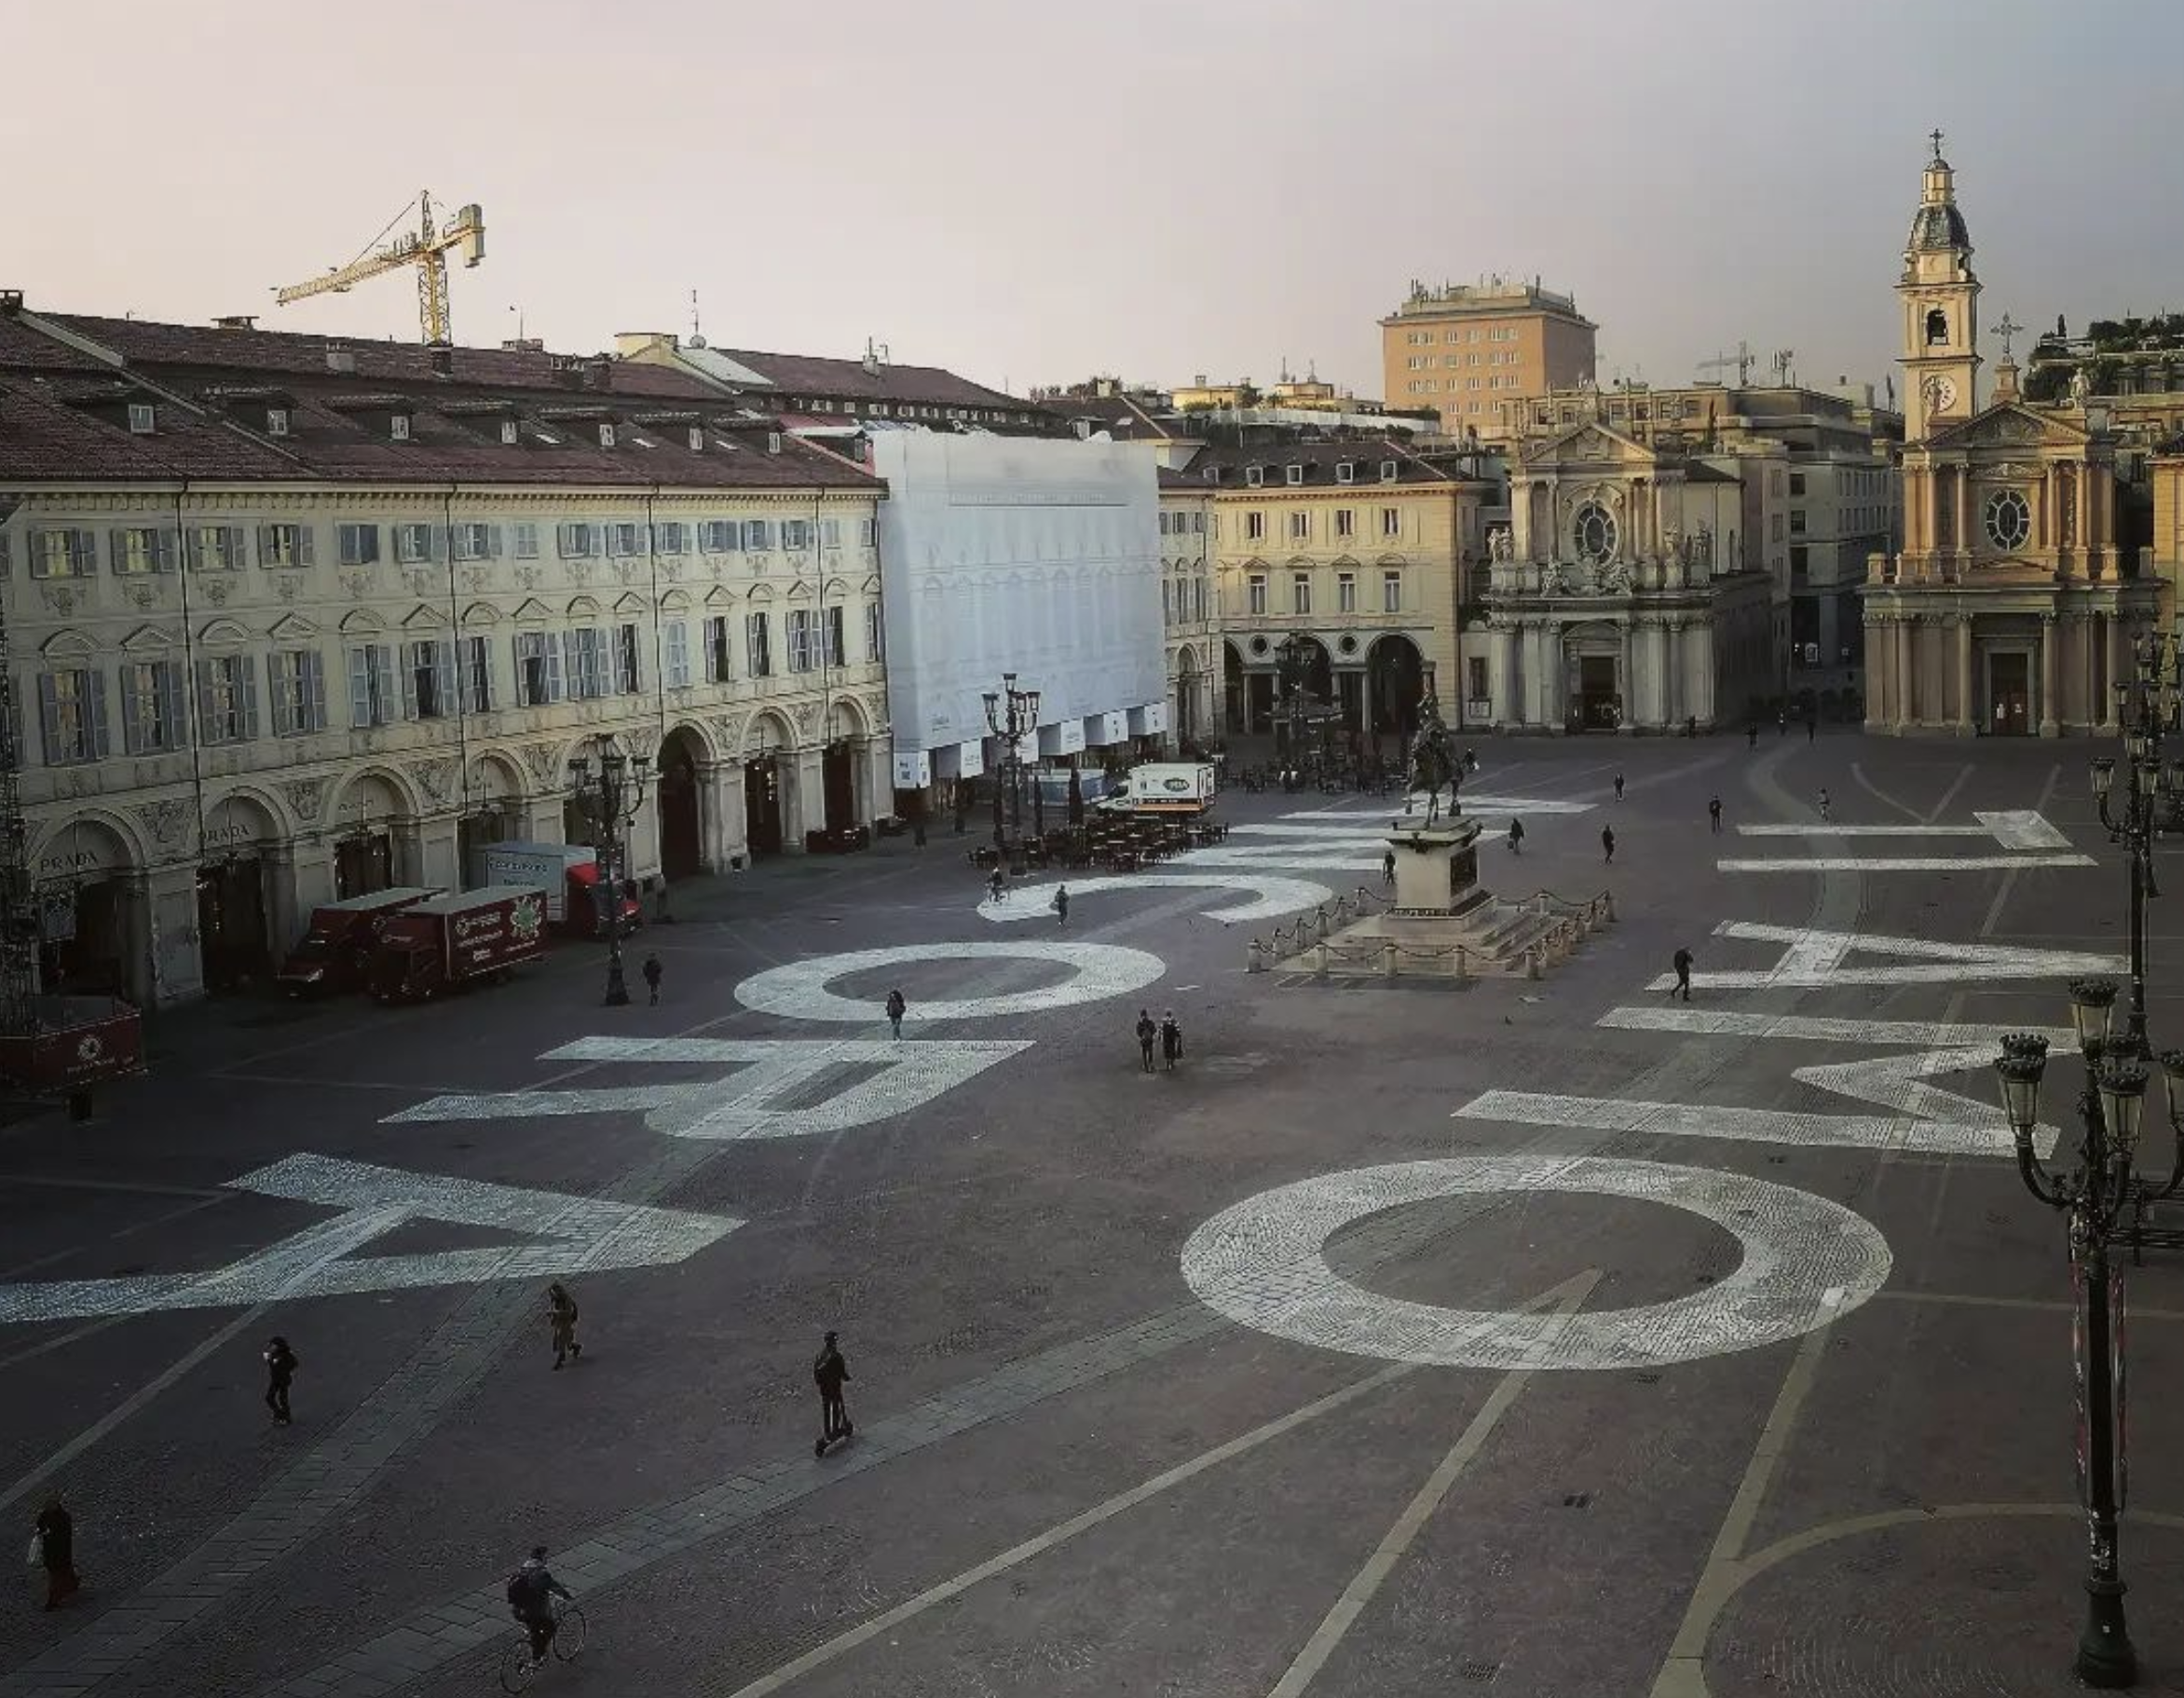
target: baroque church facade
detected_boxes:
[1865,141,2165,734]
[1481,416,1780,733]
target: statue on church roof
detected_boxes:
[2069,367,2093,406]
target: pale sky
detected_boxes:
[7,0,2180,403]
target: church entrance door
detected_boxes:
[1577,655,1622,731]
[1987,651,2031,735]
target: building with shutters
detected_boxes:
[0,294,887,1006]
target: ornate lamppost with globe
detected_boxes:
[567,749,648,1007]
[982,673,1040,862]
[1989,625,2184,1688]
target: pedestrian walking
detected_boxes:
[1613,774,1625,802]
[1602,825,1617,865]
[641,952,662,1006]
[1686,715,1698,739]
[1159,1009,1183,1072]
[547,1281,581,1370]
[33,1498,78,1611]
[1777,710,1787,736]
[814,1331,852,1448]
[1807,716,1817,744]
[1135,1008,1157,1074]
[1709,796,1723,834]
[1672,947,1694,1004]
[987,867,1005,904]
[263,1335,297,1426]
[1052,884,1070,926]
[1382,849,1397,887]
[1818,787,1832,822]
[884,988,906,1039]
[1748,723,1759,750]
[1464,747,1479,774]
[1508,817,1524,855]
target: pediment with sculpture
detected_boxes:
[1928,402,2088,452]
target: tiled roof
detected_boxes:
[0,310,879,490]
[1156,466,1210,492]
[1045,391,1176,440]
[43,313,710,400]
[699,347,1042,413]
[1183,437,1469,488]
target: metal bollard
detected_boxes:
[1314,944,1330,981]
[1526,946,1543,980]
[1454,945,1470,983]
[1248,938,1266,974]
[1383,940,1399,979]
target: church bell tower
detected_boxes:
[1898,130,1981,443]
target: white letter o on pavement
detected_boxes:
[735,941,1167,1023]
[1180,1156,1891,1371]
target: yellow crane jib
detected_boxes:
[274,193,485,348]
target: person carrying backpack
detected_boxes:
[813,1332,852,1447]
[641,953,663,1006]
[1159,1010,1183,1072]
[1135,1009,1157,1074]
[1053,884,1070,926]
[506,1546,573,1660]
[884,988,907,1039]
[1508,817,1524,855]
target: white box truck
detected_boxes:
[1109,762,1217,815]
[481,842,595,924]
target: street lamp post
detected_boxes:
[567,749,648,1007]
[1991,629,2184,1688]
[981,673,1040,862]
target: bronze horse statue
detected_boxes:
[1407,691,1460,826]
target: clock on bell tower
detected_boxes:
[1898,130,1980,444]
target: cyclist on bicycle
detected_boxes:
[506,1545,573,1660]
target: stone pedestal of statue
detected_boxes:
[1286,810,1609,982]
[1388,816,1489,917]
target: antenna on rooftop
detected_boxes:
[689,288,707,349]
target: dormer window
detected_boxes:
[266,407,291,437]
[1335,461,1355,485]
[128,403,156,434]
[1245,465,1264,487]
[768,431,783,455]
[687,427,703,451]
[389,414,412,442]
[1379,459,1398,482]
[1204,466,1222,484]
[500,419,520,445]
[598,423,617,448]
[1285,464,1304,486]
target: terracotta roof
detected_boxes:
[0,311,879,490]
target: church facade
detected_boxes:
[1481,417,1780,733]
[1864,141,2165,735]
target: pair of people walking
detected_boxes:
[1135,1008,1182,1073]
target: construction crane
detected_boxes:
[274,192,485,347]
[1697,340,1755,386]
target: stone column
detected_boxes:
[1661,620,1683,727]
[2040,613,2061,737]
[866,735,894,826]
[1872,616,1895,728]
[265,842,301,952]
[2106,613,2124,724]
[1920,467,1939,563]
[1953,615,1973,736]
[1492,623,1519,728]
[719,760,750,866]
[695,760,727,872]
[1618,620,1635,729]
[1897,614,1918,728]
[1953,469,1972,578]
[2076,469,2091,575]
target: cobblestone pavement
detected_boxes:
[6,733,2184,1697]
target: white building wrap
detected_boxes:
[871,434,1166,767]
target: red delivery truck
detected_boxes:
[366,886,550,1004]
[564,859,644,939]
[277,887,441,998]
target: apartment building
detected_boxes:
[1381,279,1597,439]
[0,298,887,1006]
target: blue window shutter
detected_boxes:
[239,656,260,740]
[398,642,419,720]
[118,664,143,753]
[270,653,294,735]
[543,635,563,703]
[301,650,325,731]
[348,648,372,727]
[159,661,184,748]
[372,645,397,725]
[436,639,457,711]
[195,658,219,738]
[36,674,62,764]
[85,669,110,759]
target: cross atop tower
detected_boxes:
[1930,128,1945,160]
[1993,313,2023,361]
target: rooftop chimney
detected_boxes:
[325,347,356,375]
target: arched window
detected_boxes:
[1925,308,1949,347]
[1574,502,1617,566]
[1984,488,2031,552]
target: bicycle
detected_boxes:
[499,1598,585,1692]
